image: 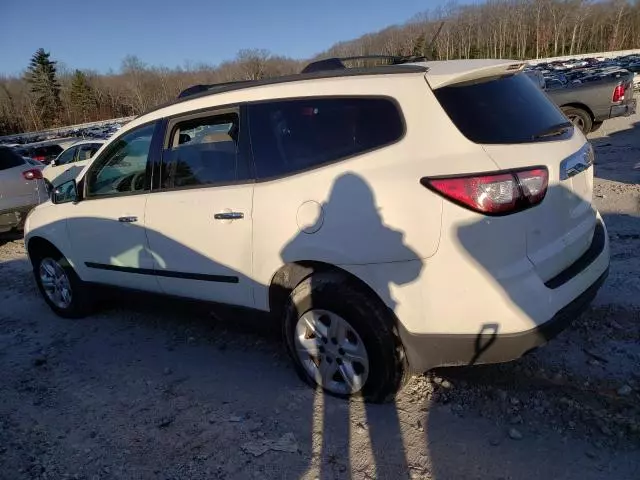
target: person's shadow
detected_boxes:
[280,172,423,478]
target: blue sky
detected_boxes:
[0,0,461,76]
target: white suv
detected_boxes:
[24,58,610,402]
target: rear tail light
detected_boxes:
[612,84,625,102]
[421,167,549,216]
[33,155,46,162]
[22,169,44,181]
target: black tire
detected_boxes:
[283,272,409,403]
[562,106,593,134]
[33,251,92,318]
[590,121,603,133]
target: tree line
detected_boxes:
[1,0,639,136]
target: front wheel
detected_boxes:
[562,106,593,134]
[283,272,409,403]
[34,253,91,318]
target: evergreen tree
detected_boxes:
[24,48,61,127]
[69,70,96,122]
[412,34,426,57]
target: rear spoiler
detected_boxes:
[425,61,526,89]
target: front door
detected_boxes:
[64,122,162,293]
[144,107,255,307]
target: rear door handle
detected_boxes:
[214,212,244,220]
[118,216,138,223]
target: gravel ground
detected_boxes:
[1,115,639,480]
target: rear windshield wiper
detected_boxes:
[532,122,573,140]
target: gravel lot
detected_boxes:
[1,115,639,480]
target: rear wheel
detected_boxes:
[283,272,409,403]
[33,252,91,318]
[562,106,593,134]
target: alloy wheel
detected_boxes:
[294,309,370,395]
[39,258,73,309]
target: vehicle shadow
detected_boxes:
[19,172,426,478]
[0,230,23,247]
[14,174,635,478]
[589,119,640,184]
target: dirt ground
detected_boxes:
[1,114,639,480]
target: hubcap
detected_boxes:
[39,258,72,309]
[294,309,369,395]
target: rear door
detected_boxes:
[144,106,255,306]
[433,72,596,282]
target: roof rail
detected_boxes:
[140,64,428,117]
[177,79,253,99]
[301,55,428,74]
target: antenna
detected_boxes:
[425,21,445,61]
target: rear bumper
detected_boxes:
[400,268,608,372]
[610,98,636,118]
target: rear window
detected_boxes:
[434,73,570,144]
[0,147,26,170]
[249,97,404,179]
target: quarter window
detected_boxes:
[86,123,155,197]
[248,97,404,179]
[161,113,241,189]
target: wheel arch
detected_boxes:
[268,261,390,321]
[560,103,595,121]
[26,236,65,265]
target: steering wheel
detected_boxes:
[130,171,145,192]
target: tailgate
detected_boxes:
[431,68,598,282]
[483,138,596,281]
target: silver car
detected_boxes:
[0,147,47,233]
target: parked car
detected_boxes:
[0,147,47,233]
[14,143,64,165]
[43,140,105,186]
[24,58,609,402]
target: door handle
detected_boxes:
[214,212,244,220]
[118,216,138,223]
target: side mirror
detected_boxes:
[52,179,79,204]
[50,160,56,166]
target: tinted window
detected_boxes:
[34,145,63,158]
[55,147,77,166]
[434,73,570,144]
[0,147,26,170]
[161,113,240,189]
[77,143,102,161]
[86,123,154,197]
[249,97,404,179]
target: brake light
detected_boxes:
[22,169,44,181]
[612,84,625,102]
[33,155,46,162]
[421,168,549,216]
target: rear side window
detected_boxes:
[0,147,26,170]
[434,73,570,144]
[161,113,242,189]
[249,97,404,179]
